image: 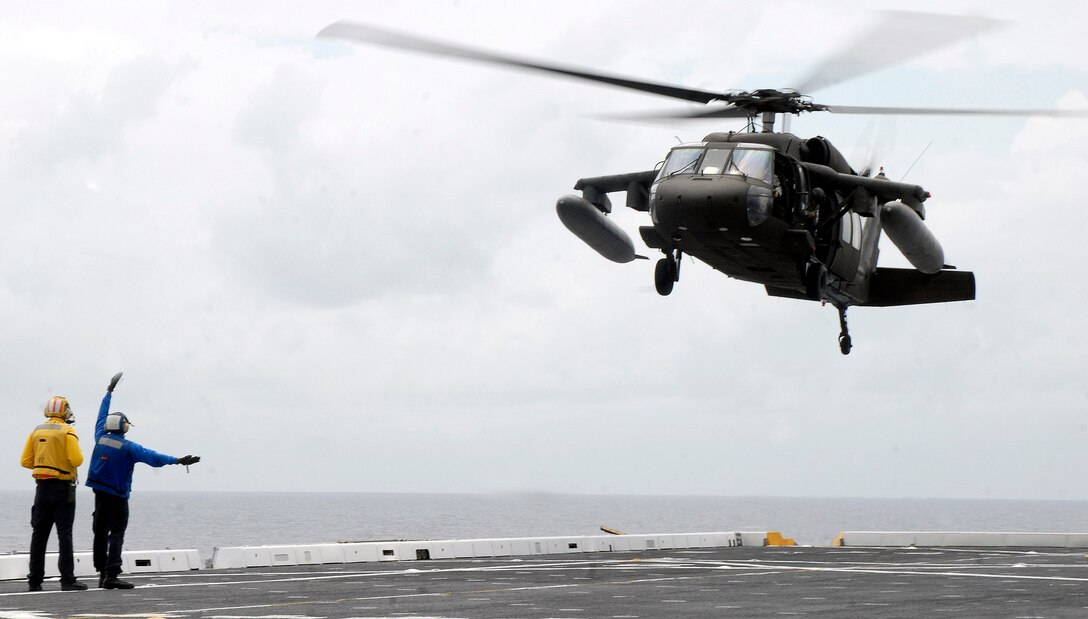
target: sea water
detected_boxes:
[2,491,1087,563]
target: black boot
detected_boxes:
[102,575,135,590]
[61,580,88,591]
[98,572,106,588]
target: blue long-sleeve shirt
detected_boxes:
[85,392,178,499]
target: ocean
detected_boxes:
[3,491,1088,563]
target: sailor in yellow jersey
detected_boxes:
[20,395,88,592]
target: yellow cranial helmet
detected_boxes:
[44,396,71,419]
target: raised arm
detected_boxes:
[95,372,123,441]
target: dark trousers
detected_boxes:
[92,490,130,578]
[28,479,77,585]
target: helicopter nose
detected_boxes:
[652,175,766,230]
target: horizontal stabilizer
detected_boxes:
[863,267,975,307]
[765,285,809,301]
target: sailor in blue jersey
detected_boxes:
[85,372,200,589]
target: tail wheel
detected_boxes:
[655,258,675,296]
[839,333,852,355]
[837,306,852,355]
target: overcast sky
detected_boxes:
[2,0,1086,500]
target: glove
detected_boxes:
[177,455,200,466]
[108,372,123,393]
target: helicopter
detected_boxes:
[318,13,1088,354]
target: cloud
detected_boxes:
[1,1,1087,501]
[13,56,188,169]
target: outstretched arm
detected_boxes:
[129,442,200,468]
[130,442,182,468]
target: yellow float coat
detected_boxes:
[21,418,83,481]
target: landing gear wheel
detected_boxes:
[837,307,852,355]
[838,334,852,355]
[654,257,675,296]
[805,263,827,301]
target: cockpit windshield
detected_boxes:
[657,147,702,178]
[730,148,773,184]
[657,145,773,185]
[698,149,731,175]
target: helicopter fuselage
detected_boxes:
[559,130,973,318]
[648,141,815,295]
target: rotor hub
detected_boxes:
[720,89,827,116]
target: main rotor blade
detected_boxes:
[319,21,726,105]
[824,104,1088,117]
[792,10,1004,94]
[604,105,754,121]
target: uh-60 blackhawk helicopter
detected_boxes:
[319,13,1087,354]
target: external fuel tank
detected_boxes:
[556,195,638,263]
[881,201,944,274]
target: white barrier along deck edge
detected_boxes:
[210,531,757,569]
[0,531,769,580]
[0,549,201,582]
[838,531,1088,548]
